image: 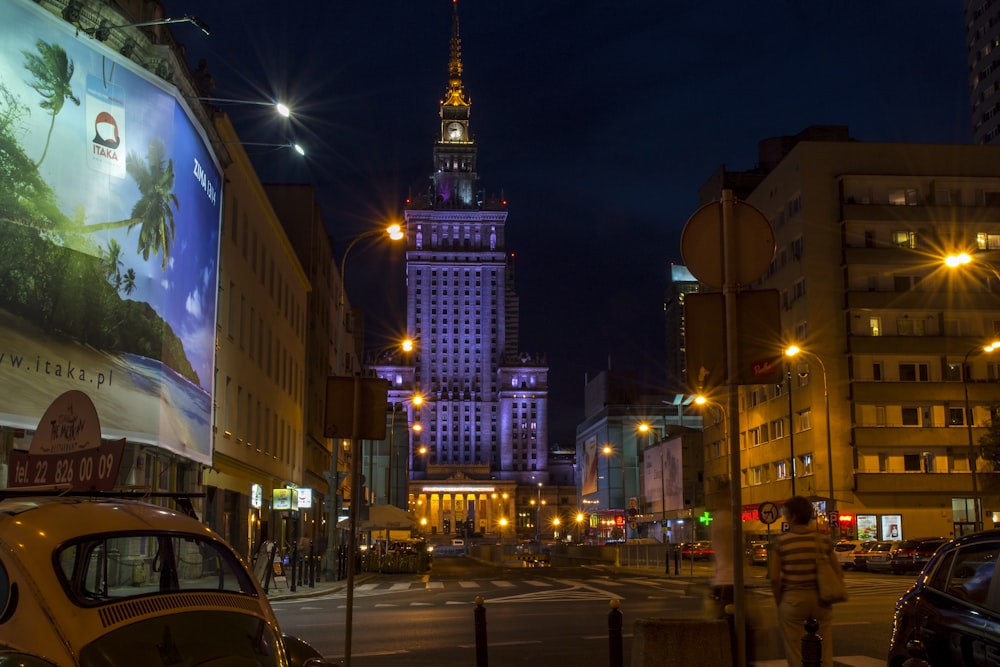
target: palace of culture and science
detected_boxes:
[372,3,551,538]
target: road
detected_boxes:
[272,556,908,666]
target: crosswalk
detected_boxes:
[271,574,910,607]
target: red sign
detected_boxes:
[9,439,125,491]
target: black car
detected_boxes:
[885,537,947,575]
[888,529,1000,667]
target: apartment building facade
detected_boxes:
[703,130,1000,541]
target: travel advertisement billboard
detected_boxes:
[0,1,221,464]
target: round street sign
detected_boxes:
[758,501,780,525]
[680,200,775,289]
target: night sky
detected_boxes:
[163,1,971,446]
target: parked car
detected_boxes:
[681,541,714,560]
[884,537,948,575]
[746,541,769,566]
[0,492,337,667]
[834,540,863,569]
[864,540,901,573]
[852,540,880,571]
[888,529,1000,667]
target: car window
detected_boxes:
[934,541,999,609]
[834,543,857,553]
[57,533,254,604]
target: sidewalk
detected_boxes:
[265,573,376,601]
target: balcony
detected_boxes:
[854,471,975,494]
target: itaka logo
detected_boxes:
[92,111,120,150]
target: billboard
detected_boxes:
[0,1,221,464]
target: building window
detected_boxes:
[869,317,882,336]
[902,407,920,426]
[892,230,916,248]
[873,362,883,381]
[977,232,1000,250]
[899,363,930,381]
[903,454,922,472]
[949,408,965,426]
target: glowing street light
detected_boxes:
[785,345,835,516]
[190,96,292,117]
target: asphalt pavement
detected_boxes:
[263,557,768,602]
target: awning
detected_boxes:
[337,504,418,530]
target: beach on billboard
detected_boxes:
[0,309,211,464]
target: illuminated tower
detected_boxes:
[396,1,549,485]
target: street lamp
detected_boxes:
[191,97,292,118]
[324,223,404,580]
[576,512,585,543]
[963,341,1000,532]
[334,223,405,375]
[784,358,797,496]
[219,140,306,156]
[785,345,835,515]
[388,388,422,508]
[86,14,211,38]
[602,445,626,541]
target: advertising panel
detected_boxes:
[857,514,878,541]
[881,514,902,541]
[0,1,221,464]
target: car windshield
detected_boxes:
[78,610,283,667]
[56,532,255,604]
[835,543,857,552]
[897,541,919,550]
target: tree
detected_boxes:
[102,238,124,290]
[122,267,137,296]
[77,139,179,269]
[978,411,1000,471]
[21,40,79,168]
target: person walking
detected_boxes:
[770,496,842,667]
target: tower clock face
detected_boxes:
[447,122,464,140]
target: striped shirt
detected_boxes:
[775,528,833,591]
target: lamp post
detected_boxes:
[603,444,626,541]
[534,483,543,543]
[962,341,999,533]
[191,97,292,117]
[785,346,834,516]
[334,223,404,375]
[388,388,421,508]
[785,361,796,496]
[324,223,404,581]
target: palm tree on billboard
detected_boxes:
[79,139,179,269]
[21,39,79,168]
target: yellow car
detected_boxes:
[0,493,337,667]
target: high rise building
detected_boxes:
[966,0,1000,144]
[371,4,549,539]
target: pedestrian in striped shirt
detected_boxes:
[770,496,841,667]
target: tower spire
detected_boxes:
[443,0,467,108]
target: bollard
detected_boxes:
[673,547,680,575]
[308,541,315,588]
[474,596,488,667]
[608,599,623,667]
[262,542,277,594]
[801,617,821,667]
[290,541,298,592]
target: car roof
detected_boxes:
[0,495,214,549]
